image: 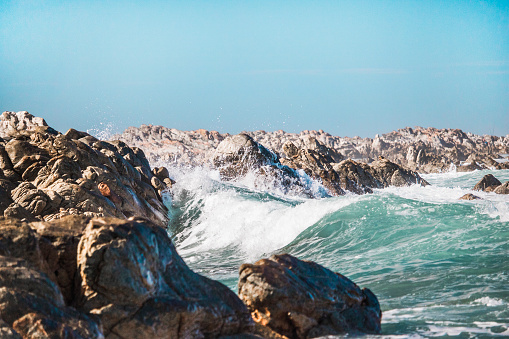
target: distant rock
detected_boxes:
[459,193,482,200]
[473,174,502,192]
[238,254,381,338]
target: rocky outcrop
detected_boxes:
[473,174,502,192]
[0,111,170,227]
[211,134,315,196]
[77,217,253,338]
[459,193,481,200]
[238,254,381,338]
[0,216,256,338]
[113,124,509,174]
[472,174,509,194]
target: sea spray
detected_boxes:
[164,167,509,337]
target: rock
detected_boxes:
[212,133,278,180]
[30,215,91,305]
[0,112,169,227]
[238,254,381,338]
[369,158,429,187]
[493,182,509,194]
[459,193,481,200]
[280,144,344,195]
[77,217,254,338]
[473,174,502,192]
[0,256,103,339]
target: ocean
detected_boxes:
[164,168,509,338]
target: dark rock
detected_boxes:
[77,217,254,338]
[0,256,102,339]
[493,181,509,194]
[459,193,482,200]
[238,254,381,338]
[473,174,502,192]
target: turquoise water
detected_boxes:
[167,169,509,337]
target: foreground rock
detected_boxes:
[0,216,255,338]
[238,254,382,338]
[0,111,170,227]
[472,174,509,194]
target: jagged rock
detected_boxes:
[369,158,429,187]
[473,174,502,192]
[280,144,344,195]
[0,111,169,227]
[459,193,482,200]
[332,160,380,194]
[212,134,278,179]
[0,256,103,339]
[30,215,91,305]
[238,254,381,338]
[77,217,254,338]
[493,182,509,194]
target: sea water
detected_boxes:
[165,168,509,338]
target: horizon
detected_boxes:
[1,1,508,138]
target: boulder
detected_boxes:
[459,193,482,200]
[493,181,509,194]
[77,217,254,338]
[238,254,381,338]
[212,133,278,180]
[0,256,102,339]
[281,144,344,195]
[473,174,502,192]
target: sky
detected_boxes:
[1,0,508,137]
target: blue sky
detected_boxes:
[1,0,508,137]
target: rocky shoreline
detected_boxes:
[1,111,508,338]
[0,111,383,338]
[113,124,509,174]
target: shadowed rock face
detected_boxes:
[472,174,509,194]
[0,111,170,227]
[0,216,256,338]
[238,254,382,338]
[77,217,254,338]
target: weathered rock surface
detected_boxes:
[238,254,381,338]
[113,124,509,174]
[0,255,103,339]
[471,174,509,194]
[77,217,254,338]
[0,216,256,338]
[0,111,170,227]
[473,174,502,192]
[459,193,482,200]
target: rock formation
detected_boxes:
[0,216,255,338]
[0,111,170,227]
[238,254,382,338]
[113,125,509,174]
[472,174,509,194]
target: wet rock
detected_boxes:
[459,193,482,200]
[77,217,254,338]
[493,182,509,194]
[212,133,278,180]
[238,254,382,338]
[473,174,502,192]
[280,144,344,195]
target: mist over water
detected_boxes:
[164,167,509,337]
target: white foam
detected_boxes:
[473,297,505,306]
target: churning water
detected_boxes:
[165,168,509,338]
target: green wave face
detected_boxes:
[167,168,509,337]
